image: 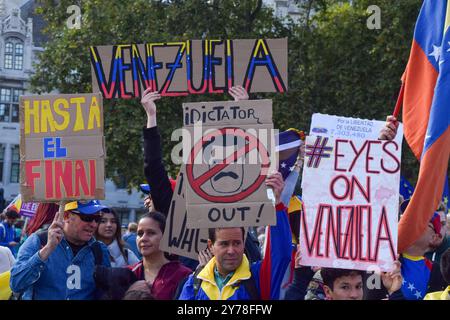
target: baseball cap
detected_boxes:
[64,200,110,215]
[429,212,442,235]
[140,178,176,195]
[140,184,151,194]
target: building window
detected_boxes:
[0,145,4,183]
[10,145,20,183]
[4,37,24,70]
[115,209,130,226]
[0,87,24,123]
[0,88,11,102]
[0,104,8,122]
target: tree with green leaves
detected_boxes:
[31,0,427,190]
[32,0,287,189]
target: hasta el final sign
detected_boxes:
[19,93,105,202]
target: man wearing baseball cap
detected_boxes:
[425,201,449,265]
[139,179,176,213]
[10,200,111,300]
[396,199,447,300]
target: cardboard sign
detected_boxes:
[299,136,401,271]
[19,201,38,218]
[19,93,105,202]
[183,100,276,228]
[160,166,209,260]
[90,39,288,98]
[309,113,404,145]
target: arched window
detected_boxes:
[4,37,24,70]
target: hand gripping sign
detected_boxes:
[183,100,277,228]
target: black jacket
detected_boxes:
[143,126,174,215]
[284,267,316,300]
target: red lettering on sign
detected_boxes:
[45,160,53,198]
[74,160,90,197]
[25,160,41,192]
[301,204,393,262]
[381,141,400,174]
[89,159,96,196]
[334,139,348,172]
[55,160,73,198]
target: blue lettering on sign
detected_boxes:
[43,137,67,158]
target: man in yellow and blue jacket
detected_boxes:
[424,248,450,300]
[179,171,294,300]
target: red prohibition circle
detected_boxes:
[186,127,270,203]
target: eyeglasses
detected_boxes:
[71,211,102,223]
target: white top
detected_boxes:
[0,246,15,273]
[107,239,140,267]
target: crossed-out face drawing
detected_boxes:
[187,127,270,202]
[202,133,246,194]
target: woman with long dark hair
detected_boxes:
[95,209,139,267]
[128,212,192,300]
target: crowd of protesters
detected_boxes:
[0,87,448,301]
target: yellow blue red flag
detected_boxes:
[399,0,450,252]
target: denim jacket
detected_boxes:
[10,233,110,300]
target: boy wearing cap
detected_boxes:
[424,248,450,300]
[0,210,20,256]
[398,209,446,299]
[425,202,449,264]
[10,200,111,300]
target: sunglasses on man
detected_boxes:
[71,211,102,223]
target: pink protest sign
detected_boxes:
[299,136,401,272]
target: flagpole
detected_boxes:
[392,83,405,118]
[57,201,66,222]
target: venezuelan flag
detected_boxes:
[5,194,22,213]
[398,0,450,253]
